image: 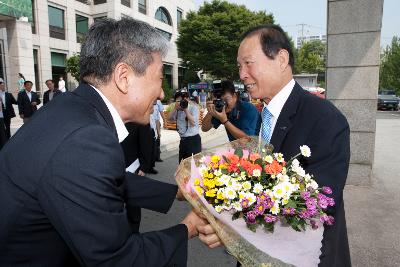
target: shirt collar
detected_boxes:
[265,78,295,118]
[90,85,128,143]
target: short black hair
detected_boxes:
[174,91,189,101]
[220,80,235,95]
[45,79,54,84]
[241,24,294,68]
[24,80,33,86]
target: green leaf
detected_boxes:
[235,148,243,158]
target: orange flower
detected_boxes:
[264,160,283,175]
[227,154,240,165]
[249,153,261,162]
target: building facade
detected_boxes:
[297,34,326,48]
[0,0,195,96]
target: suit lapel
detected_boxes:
[270,82,303,152]
[73,83,117,136]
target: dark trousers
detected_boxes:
[4,117,11,140]
[155,137,161,160]
[179,134,201,162]
[0,118,7,150]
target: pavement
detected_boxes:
[9,107,400,266]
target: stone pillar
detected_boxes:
[5,19,35,94]
[326,0,384,185]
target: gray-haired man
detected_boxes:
[0,18,220,266]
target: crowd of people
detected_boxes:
[0,18,351,267]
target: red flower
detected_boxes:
[249,153,261,162]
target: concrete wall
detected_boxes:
[326,0,384,185]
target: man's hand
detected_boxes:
[207,103,228,124]
[181,210,207,239]
[31,101,37,106]
[198,224,222,248]
[137,170,145,176]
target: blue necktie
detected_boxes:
[261,107,273,143]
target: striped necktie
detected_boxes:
[261,107,273,143]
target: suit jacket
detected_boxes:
[270,82,351,267]
[43,89,62,105]
[17,90,41,118]
[0,83,188,266]
[2,92,17,120]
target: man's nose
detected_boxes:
[239,67,248,81]
[158,89,165,100]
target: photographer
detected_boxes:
[168,91,201,162]
[202,80,261,141]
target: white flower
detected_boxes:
[242,181,252,191]
[300,145,311,157]
[294,166,306,177]
[252,169,261,177]
[272,184,286,199]
[291,159,300,169]
[304,174,311,182]
[291,177,297,183]
[219,174,231,186]
[214,169,222,177]
[224,187,237,200]
[264,155,273,163]
[244,192,257,205]
[215,205,223,213]
[278,174,289,183]
[270,202,281,215]
[232,180,243,191]
[306,179,318,190]
[253,183,263,194]
[232,202,242,212]
[274,153,284,163]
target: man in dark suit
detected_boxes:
[0,18,220,266]
[0,80,17,139]
[17,80,41,123]
[238,25,351,266]
[43,79,62,105]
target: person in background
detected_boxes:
[17,73,25,92]
[43,79,62,105]
[58,76,67,92]
[0,97,7,149]
[17,80,40,123]
[0,80,17,140]
[202,80,261,141]
[199,89,208,110]
[169,90,201,162]
[192,89,199,104]
[153,99,164,162]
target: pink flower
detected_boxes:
[246,211,257,224]
[322,186,332,195]
[264,214,278,223]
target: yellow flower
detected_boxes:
[195,186,204,195]
[208,173,214,179]
[217,189,225,200]
[206,189,217,197]
[194,178,200,186]
[211,155,220,163]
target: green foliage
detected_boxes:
[66,54,81,82]
[295,40,326,75]
[176,0,274,80]
[380,37,400,95]
[182,69,200,86]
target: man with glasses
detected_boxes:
[202,80,261,141]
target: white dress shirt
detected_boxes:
[90,85,128,143]
[264,79,295,134]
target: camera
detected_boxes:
[213,98,226,112]
[180,99,188,109]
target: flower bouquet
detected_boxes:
[175,137,334,267]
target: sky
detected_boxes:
[193,0,399,48]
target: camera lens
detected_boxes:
[180,99,188,109]
[213,99,226,112]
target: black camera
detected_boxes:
[180,99,188,109]
[213,99,226,112]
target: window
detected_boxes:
[93,0,107,4]
[48,6,65,40]
[94,16,107,22]
[51,52,67,91]
[177,9,183,27]
[155,7,172,26]
[33,49,40,95]
[178,67,185,89]
[76,0,89,4]
[76,14,88,43]
[156,28,172,41]
[138,0,146,14]
[121,0,130,7]
[31,0,36,34]
[163,64,173,90]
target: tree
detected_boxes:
[380,36,400,95]
[66,54,81,82]
[295,40,326,75]
[176,0,274,80]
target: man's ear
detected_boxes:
[113,62,130,94]
[278,49,290,72]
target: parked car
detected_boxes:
[377,90,399,111]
